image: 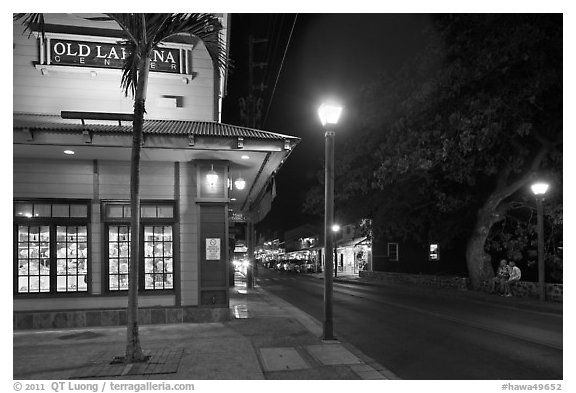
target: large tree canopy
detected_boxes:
[305,14,562,287]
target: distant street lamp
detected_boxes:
[531,181,549,301]
[332,224,341,278]
[319,103,342,341]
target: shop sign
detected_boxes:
[48,39,182,74]
[206,238,221,260]
[230,212,247,223]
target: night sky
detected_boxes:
[222,14,434,235]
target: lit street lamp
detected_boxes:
[332,224,341,278]
[319,102,342,341]
[531,181,549,301]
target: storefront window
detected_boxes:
[144,226,173,290]
[17,225,50,293]
[56,226,88,292]
[103,201,175,292]
[14,200,90,295]
[108,226,130,291]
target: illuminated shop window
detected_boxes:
[144,226,173,290]
[14,200,90,295]
[108,225,131,291]
[102,201,175,292]
[429,243,440,261]
[56,226,88,292]
[17,226,51,293]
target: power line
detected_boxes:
[263,14,298,128]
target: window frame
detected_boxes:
[101,200,176,294]
[387,242,399,262]
[13,199,91,297]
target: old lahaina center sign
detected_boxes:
[48,38,182,73]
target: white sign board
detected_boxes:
[206,238,221,260]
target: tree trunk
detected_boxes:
[125,57,150,363]
[466,173,537,289]
[466,203,501,290]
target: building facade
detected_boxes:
[13,14,299,329]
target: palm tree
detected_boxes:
[14,13,228,363]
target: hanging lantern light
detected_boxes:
[234,176,246,190]
[206,165,218,188]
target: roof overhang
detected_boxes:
[13,113,300,221]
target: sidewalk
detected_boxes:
[13,277,398,380]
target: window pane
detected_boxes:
[52,204,70,217]
[141,206,157,218]
[15,203,33,218]
[109,275,119,291]
[34,204,51,217]
[29,276,40,292]
[165,274,173,289]
[55,226,89,293]
[40,226,50,242]
[106,205,123,218]
[157,205,174,218]
[78,275,87,291]
[164,226,173,241]
[142,225,173,290]
[118,274,129,290]
[70,204,88,218]
[18,277,29,293]
[17,225,50,294]
[57,276,67,292]
[108,225,130,291]
[40,276,50,292]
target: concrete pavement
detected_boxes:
[13,275,398,380]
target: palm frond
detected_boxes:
[119,41,140,98]
[13,13,45,38]
[145,13,229,74]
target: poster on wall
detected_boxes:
[206,238,221,260]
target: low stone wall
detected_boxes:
[13,306,230,330]
[360,271,563,302]
[480,280,564,303]
[360,271,469,290]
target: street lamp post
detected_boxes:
[318,103,342,341]
[332,224,340,278]
[531,182,549,302]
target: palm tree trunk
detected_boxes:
[125,56,150,363]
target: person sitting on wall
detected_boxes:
[503,261,522,297]
[490,259,510,294]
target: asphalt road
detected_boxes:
[255,268,563,380]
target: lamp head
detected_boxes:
[206,165,218,188]
[318,103,343,127]
[332,224,341,232]
[531,182,549,196]
[234,177,246,190]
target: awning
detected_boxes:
[336,237,370,249]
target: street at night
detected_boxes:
[11,8,569,389]
[256,268,562,380]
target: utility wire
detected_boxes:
[263,14,298,128]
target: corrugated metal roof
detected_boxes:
[13,113,300,141]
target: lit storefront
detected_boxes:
[335,238,372,274]
[13,14,299,329]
